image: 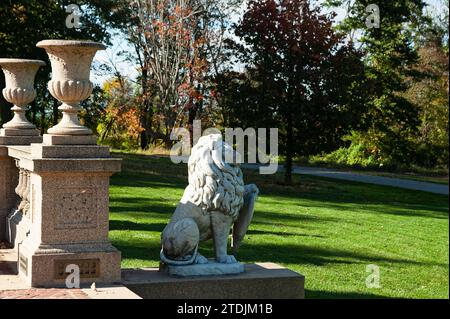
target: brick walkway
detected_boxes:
[0,288,90,299]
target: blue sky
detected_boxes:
[92,0,447,86]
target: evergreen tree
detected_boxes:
[325,0,429,166]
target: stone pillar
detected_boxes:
[9,145,122,287]
[4,39,123,287]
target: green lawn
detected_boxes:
[109,152,449,299]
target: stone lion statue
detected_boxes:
[161,134,259,266]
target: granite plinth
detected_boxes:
[122,263,305,299]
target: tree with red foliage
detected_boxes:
[129,0,240,149]
[220,0,368,183]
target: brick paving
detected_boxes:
[0,288,90,299]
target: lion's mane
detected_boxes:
[185,134,245,220]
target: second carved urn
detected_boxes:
[36,40,105,145]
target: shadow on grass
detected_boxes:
[113,232,445,269]
[305,290,391,299]
[112,172,186,190]
[310,201,449,220]
[251,177,449,220]
[110,220,167,233]
[111,201,174,215]
[110,217,325,240]
[113,241,161,265]
[246,229,326,238]
[237,243,446,267]
[253,210,340,224]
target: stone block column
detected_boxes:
[1,39,123,287]
[9,145,122,287]
[0,146,19,241]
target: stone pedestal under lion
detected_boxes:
[160,134,259,277]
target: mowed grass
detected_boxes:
[109,152,449,299]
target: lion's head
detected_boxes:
[184,134,245,219]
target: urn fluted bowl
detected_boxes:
[36,40,106,136]
[0,59,45,132]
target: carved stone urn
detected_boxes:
[0,59,45,137]
[36,40,105,145]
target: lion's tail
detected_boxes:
[160,244,199,266]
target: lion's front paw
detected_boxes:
[194,254,209,264]
[216,254,237,264]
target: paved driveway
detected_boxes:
[242,164,449,195]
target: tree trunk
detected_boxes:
[139,63,153,150]
[187,96,197,147]
[140,129,149,150]
[140,105,154,150]
[52,97,59,126]
[0,73,12,126]
[28,100,36,126]
[101,119,114,143]
[40,99,46,135]
[285,109,294,185]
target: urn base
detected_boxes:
[0,135,43,145]
[43,134,97,145]
[1,127,40,137]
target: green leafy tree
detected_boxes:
[405,3,449,167]
[219,0,368,184]
[325,0,429,166]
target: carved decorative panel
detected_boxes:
[54,188,98,230]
